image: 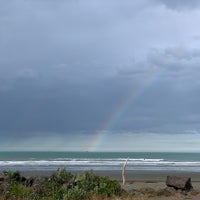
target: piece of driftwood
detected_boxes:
[166,176,192,191]
[122,159,128,185]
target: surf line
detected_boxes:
[88,64,170,151]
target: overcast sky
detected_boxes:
[1,0,200,151]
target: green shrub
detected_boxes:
[39,177,65,200]
[5,183,33,199]
[76,171,100,193]
[95,176,121,196]
[76,171,121,197]
[64,187,87,200]
[3,171,22,183]
[1,169,122,200]
[36,169,75,199]
[50,168,74,185]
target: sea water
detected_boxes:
[0,152,200,172]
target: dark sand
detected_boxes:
[98,170,200,199]
[93,170,200,190]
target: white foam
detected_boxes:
[0,159,200,166]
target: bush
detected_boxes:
[5,183,33,199]
[3,171,22,183]
[39,177,65,199]
[49,168,74,185]
[76,171,100,193]
[1,169,122,200]
[64,187,87,200]
[95,176,121,196]
[76,171,121,197]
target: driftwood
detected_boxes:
[122,159,128,185]
[166,176,192,191]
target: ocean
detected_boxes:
[0,152,200,173]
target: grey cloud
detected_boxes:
[1,0,198,84]
[110,45,200,133]
[117,46,200,85]
[146,47,200,83]
[17,68,38,79]
[0,75,129,135]
[156,0,200,10]
[1,0,200,148]
[193,35,200,40]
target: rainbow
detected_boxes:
[87,63,170,151]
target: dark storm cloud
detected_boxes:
[1,0,200,149]
[113,46,200,133]
[0,0,140,84]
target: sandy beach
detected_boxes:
[22,169,200,190]
[94,170,200,199]
[2,169,200,199]
[19,169,200,199]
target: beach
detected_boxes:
[94,170,200,199]
[2,152,200,199]
[16,170,200,199]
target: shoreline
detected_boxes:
[12,169,200,180]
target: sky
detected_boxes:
[1,0,200,151]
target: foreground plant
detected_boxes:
[1,169,122,200]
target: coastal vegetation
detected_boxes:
[0,169,122,200]
[0,169,198,200]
